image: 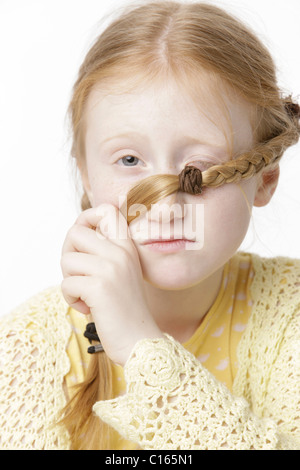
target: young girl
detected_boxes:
[1,1,299,450]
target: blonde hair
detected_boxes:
[61,1,300,449]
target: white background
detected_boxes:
[0,0,299,317]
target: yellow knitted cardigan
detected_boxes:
[0,253,299,450]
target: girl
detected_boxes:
[0,0,299,450]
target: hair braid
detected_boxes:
[83,105,300,216]
[203,124,299,188]
[123,118,300,224]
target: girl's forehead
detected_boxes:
[84,75,254,155]
[86,73,252,123]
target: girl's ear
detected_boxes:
[253,165,280,207]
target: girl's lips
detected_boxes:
[141,239,195,253]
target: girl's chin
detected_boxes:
[136,244,212,289]
[142,267,201,290]
[137,250,202,288]
[145,276,201,291]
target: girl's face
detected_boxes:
[82,78,258,289]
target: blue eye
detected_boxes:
[119,155,140,167]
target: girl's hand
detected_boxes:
[61,203,163,366]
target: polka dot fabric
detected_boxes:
[184,252,253,391]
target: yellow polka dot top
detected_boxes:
[65,251,253,448]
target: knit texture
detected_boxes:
[0,254,299,449]
[0,288,71,450]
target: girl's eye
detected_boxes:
[118,155,141,167]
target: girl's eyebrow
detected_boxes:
[98,132,225,150]
[177,135,226,150]
[98,132,145,147]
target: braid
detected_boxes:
[124,109,300,223]
[80,98,300,221]
[203,134,283,188]
[203,122,299,188]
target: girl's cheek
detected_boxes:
[88,179,124,207]
[203,183,255,241]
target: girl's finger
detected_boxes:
[95,204,131,250]
[62,223,111,256]
[69,299,91,315]
[61,251,105,278]
[75,205,126,240]
[61,275,96,315]
[62,204,130,254]
[74,207,105,231]
[61,282,91,314]
[61,275,85,306]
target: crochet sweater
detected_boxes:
[0,254,299,450]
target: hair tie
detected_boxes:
[284,100,300,120]
[179,165,203,194]
[84,322,104,354]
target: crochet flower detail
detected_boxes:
[125,335,185,391]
